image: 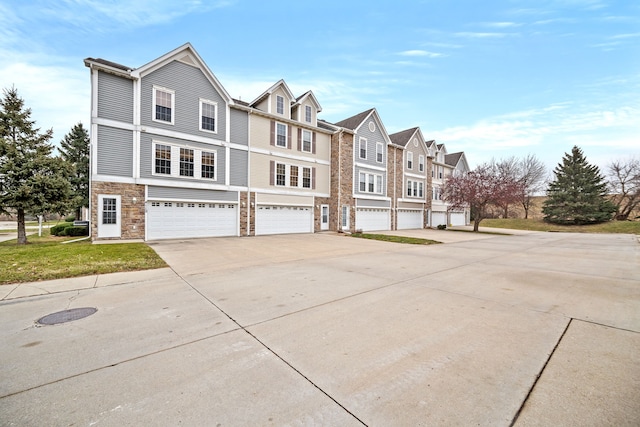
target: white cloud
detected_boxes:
[454,32,512,38]
[398,50,444,58]
[483,22,522,28]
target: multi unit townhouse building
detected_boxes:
[84,43,469,241]
[430,143,471,227]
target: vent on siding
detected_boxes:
[177,55,197,67]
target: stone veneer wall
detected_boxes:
[330,131,355,232]
[425,157,434,227]
[91,182,145,240]
[239,191,249,236]
[387,145,404,230]
[249,192,256,236]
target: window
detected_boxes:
[419,182,424,198]
[276,163,286,186]
[359,138,367,159]
[419,155,425,172]
[439,166,443,179]
[368,174,375,193]
[413,181,418,197]
[407,152,413,169]
[407,180,413,197]
[431,164,435,178]
[201,151,215,179]
[153,87,174,124]
[276,123,287,147]
[376,175,383,194]
[155,144,171,174]
[180,148,194,177]
[276,95,284,114]
[290,165,299,187]
[305,105,312,123]
[302,130,312,153]
[376,142,383,163]
[342,205,349,228]
[102,198,117,224]
[200,100,216,132]
[359,172,366,192]
[359,173,383,194]
[302,167,311,188]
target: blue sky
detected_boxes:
[1,0,638,173]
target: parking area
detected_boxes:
[1,230,639,425]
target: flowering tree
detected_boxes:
[443,162,523,231]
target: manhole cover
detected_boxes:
[37,307,97,325]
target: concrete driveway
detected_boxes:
[1,230,638,426]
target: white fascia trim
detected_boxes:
[255,200,315,207]
[146,196,239,204]
[251,147,330,166]
[405,172,426,179]
[92,175,136,184]
[398,198,427,204]
[353,194,391,202]
[252,187,330,198]
[354,162,386,173]
[135,177,247,192]
[94,117,136,131]
[140,126,230,148]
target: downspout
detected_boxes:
[247,110,252,236]
[337,130,342,230]
[393,146,396,230]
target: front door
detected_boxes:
[321,205,329,230]
[97,195,121,238]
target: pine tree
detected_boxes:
[543,146,616,225]
[59,123,89,220]
[0,87,71,244]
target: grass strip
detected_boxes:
[0,232,167,285]
[480,218,640,234]
[351,233,441,245]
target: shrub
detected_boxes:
[50,222,74,236]
[437,224,447,230]
[65,215,76,222]
[61,226,89,237]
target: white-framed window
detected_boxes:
[376,142,383,163]
[153,142,217,181]
[413,181,418,197]
[342,205,349,228]
[359,172,383,194]
[419,155,425,172]
[276,163,286,186]
[199,99,217,133]
[180,148,194,177]
[407,152,413,169]
[153,86,174,124]
[276,123,287,147]
[276,95,284,114]
[201,151,215,179]
[431,164,435,178]
[439,166,443,179]
[305,105,312,123]
[419,182,424,198]
[155,144,171,175]
[102,197,117,224]
[359,137,367,159]
[302,130,312,153]
[407,180,413,197]
[302,167,311,188]
[290,165,299,187]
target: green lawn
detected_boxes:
[480,218,640,234]
[351,233,441,245]
[0,231,167,285]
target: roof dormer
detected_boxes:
[292,91,322,127]
[250,79,295,119]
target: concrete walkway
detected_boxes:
[0,230,638,425]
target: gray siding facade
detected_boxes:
[229,149,248,186]
[96,125,133,177]
[354,120,387,168]
[148,186,238,202]
[139,133,226,184]
[230,108,249,146]
[354,165,386,197]
[141,60,227,140]
[97,71,133,124]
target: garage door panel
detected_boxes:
[147,202,237,240]
[356,208,390,232]
[432,212,447,227]
[450,212,466,226]
[398,210,423,230]
[256,205,313,235]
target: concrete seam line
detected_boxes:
[509,317,573,427]
[172,267,368,426]
[571,317,640,334]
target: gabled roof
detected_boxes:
[333,108,375,130]
[293,90,322,112]
[250,79,295,108]
[445,152,470,171]
[128,42,233,104]
[85,58,132,72]
[388,127,418,147]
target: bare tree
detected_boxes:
[443,162,523,231]
[518,154,547,219]
[494,156,519,218]
[607,158,640,220]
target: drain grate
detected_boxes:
[37,307,97,325]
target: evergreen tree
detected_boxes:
[0,87,71,244]
[543,146,616,225]
[59,123,89,220]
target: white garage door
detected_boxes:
[147,201,237,240]
[450,212,466,226]
[432,211,447,227]
[356,208,390,232]
[397,209,423,230]
[256,205,313,235]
